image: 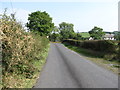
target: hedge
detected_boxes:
[1,11,49,88]
[62,39,119,54]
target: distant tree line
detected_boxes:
[26,10,120,41]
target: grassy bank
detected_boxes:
[63,43,119,75]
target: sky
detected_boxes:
[0,0,119,32]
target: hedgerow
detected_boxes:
[0,10,49,88]
[62,39,120,61]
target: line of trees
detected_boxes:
[26,10,120,42]
[26,11,82,41]
[49,22,82,41]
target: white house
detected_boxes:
[103,34,115,40]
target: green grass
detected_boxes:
[79,32,90,38]
[63,43,119,75]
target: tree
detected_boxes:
[74,32,82,40]
[49,26,60,42]
[114,31,120,40]
[59,22,74,40]
[89,26,105,40]
[49,33,60,42]
[27,11,54,36]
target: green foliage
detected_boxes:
[62,40,119,61]
[114,42,120,62]
[59,22,75,40]
[72,32,82,40]
[49,33,60,42]
[114,31,120,40]
[27,11,54,36]
[64,42,104,58]
[89,26,105,40]
[49,26,61,42]
[1,10,49,88]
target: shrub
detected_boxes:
[1,10,49,88]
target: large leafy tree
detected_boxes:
[27,11,54,36]
[59,22,75,40]
[89,26,105,40]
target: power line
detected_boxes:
[0,0,3,12]
[10,0,14,13]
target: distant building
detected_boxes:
[47,36,49,38]
[89,37,94,40]
[103,34,115,40]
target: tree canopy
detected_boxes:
[27,11,54,36]
[59,22,75,40]
[89,26,105,40]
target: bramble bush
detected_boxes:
[0,10,49,88]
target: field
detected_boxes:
[79,32,90,38]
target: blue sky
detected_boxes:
[0,0,119,32]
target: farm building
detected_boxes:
[103,33,115,40]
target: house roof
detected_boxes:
[103,34,114,38]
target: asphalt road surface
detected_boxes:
[34,43,118,88]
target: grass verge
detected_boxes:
[24,44,50,88]
[22,44,50,88]
[63,43,119,75]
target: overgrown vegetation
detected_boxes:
[62,39,120,62]
[0,9,49,88]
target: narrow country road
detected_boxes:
[34,43,118,88]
